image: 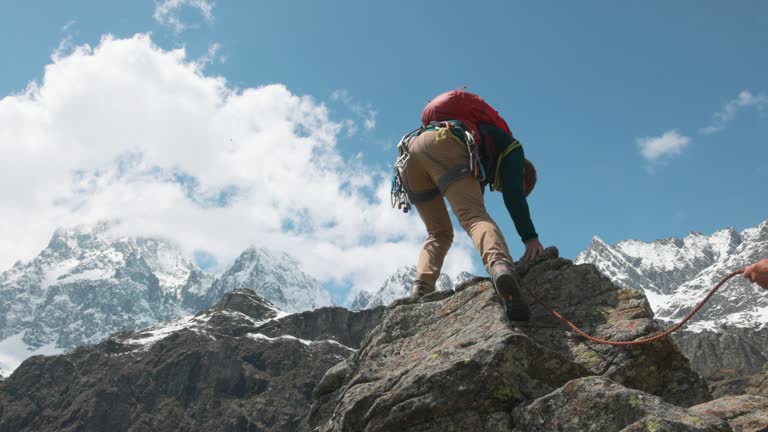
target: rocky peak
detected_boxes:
[211,246,334,313]
[44,222,114,256]
[709,227,742,261]
[348,290,373,311]
[209,288,281,322]
[743,220,768,244]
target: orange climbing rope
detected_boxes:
[521,269,747,346]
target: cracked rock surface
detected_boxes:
[690,394,768,432]
[308,248,713,431]
[513,376,729,432]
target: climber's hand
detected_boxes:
[522,238,544,262]
[744,258,768,289]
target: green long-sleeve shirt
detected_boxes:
[479,124,539,243]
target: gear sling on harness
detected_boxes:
[391,121,485,213]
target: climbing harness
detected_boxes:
[519,268,748,346]
[431,122,485,183]
[391,121,485,214]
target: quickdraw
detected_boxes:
[460,125,486,183]
[391,127,422,213]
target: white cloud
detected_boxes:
[153,0,214,33]
[194,42,222,68]
[330,89,377,135]
[699,90,768,135]
[61,20,76,33]
[637,130,691,162]
[0,34,477,299]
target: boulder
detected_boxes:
[690,394,768,432]
[513,376,730,432]
[308,248,712,431]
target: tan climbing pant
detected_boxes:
[404,130,514,288]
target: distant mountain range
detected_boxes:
[349,266,476,311]
[0,222,333,372]
[575,218,768,331]
[576,218,768,377]
[3,218,766,379]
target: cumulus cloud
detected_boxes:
[699,90,768,135]
[153,0,214,33]
[0,34,476,301]
[637,130,691,162]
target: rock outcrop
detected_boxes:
[513,376,729,432]
[672,328,768,380]
[691,395,768,432]
[308,248,713,431]
[0,289,382,432]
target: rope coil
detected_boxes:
[521,269,746,346]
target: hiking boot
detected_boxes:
[490,261,530,322]
[411,280,435,298]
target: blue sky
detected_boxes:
[1,1,766,302]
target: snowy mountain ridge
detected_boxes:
[209,247,333,314]
[350,266,476,310]
[0,223,334,372]
[575,219,768,332]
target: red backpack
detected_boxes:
[421,90,512,142]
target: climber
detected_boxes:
[396,89,543,321]
[744,258,768,289]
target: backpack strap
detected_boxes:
[490,138,522,191]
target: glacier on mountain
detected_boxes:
[575,219,768,332]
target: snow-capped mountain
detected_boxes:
[350,266,476,310]
[575,219,768,332]
[0,223,333,373]
[208,247,334,313]
[0,223,198,353]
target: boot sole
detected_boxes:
[493,273,531,322]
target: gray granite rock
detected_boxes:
[513,376,730,432]
[308,248,712,432]
[690,394,768,432]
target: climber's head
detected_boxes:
[523,159,537,196]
